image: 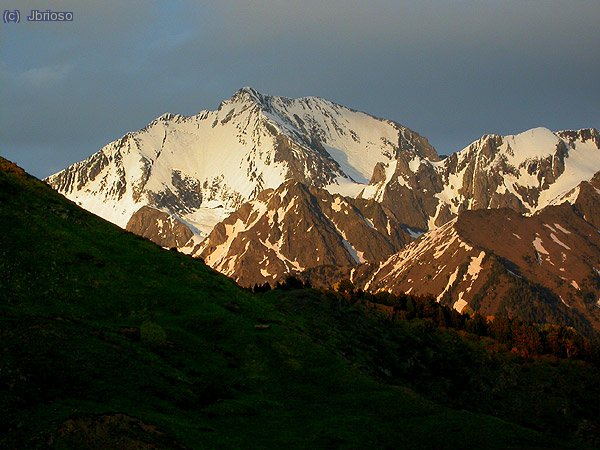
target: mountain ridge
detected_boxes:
[46,88,600,239]
[43,88,600,332]
[47,87,436,235]
[361,203,600,334]
[195,179,411,287]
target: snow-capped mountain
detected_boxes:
[195,180,411,287]
[357,127,600,230]
[362,204,600,333]
[46,88,600,317]
[46,87,435,241]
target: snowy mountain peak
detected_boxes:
[463,127,559,163]
[47,88,434,237]
[156,112,179,122]
[237,85,262,97]
[357,126,600,231]
[223,86,268,108]
[503,127,559,161]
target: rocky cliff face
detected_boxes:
[196,180,411,287]
[125,206,194,249]
[363,204,600,333]
[568,171,600,230]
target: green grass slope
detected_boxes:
[0,157,593,449]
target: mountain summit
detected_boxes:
[47,87,437,238]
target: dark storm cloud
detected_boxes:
[1,0,599,177]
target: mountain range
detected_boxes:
[46,88,600,335]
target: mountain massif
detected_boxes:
[47,87,432,232]
[46,88,600,335]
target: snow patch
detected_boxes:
[331,196,344,212]
[532,236,549,255]
[550,233,571,250]
[554,223,571,235]
[559,296,571,308]
[406,227,424,239]
[325,178,366,197]
[454,297,468,313]
[408,157,421,173]
[459,240,474,251]
[467,251,486,278]
[437,266,460,302]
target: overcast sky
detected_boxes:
[1,0,599,178]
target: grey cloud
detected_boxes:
[21,63,72,86]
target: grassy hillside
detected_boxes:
[0,157,596,449]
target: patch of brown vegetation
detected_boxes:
[0,157,27,177]
[52,413,188,450]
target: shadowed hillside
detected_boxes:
[1,156,598,449]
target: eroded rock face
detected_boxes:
[573,171,600,230]
[146,170,203,216]
[369,162,387,185]
[362,204,600,335]
[557,128,600,147]
[197,180,411,287]
[397,126,440,161]
[272,133,343,186]
[126,206,193,249]
[379,151,443,230]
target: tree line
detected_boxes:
[254,275,600,364]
